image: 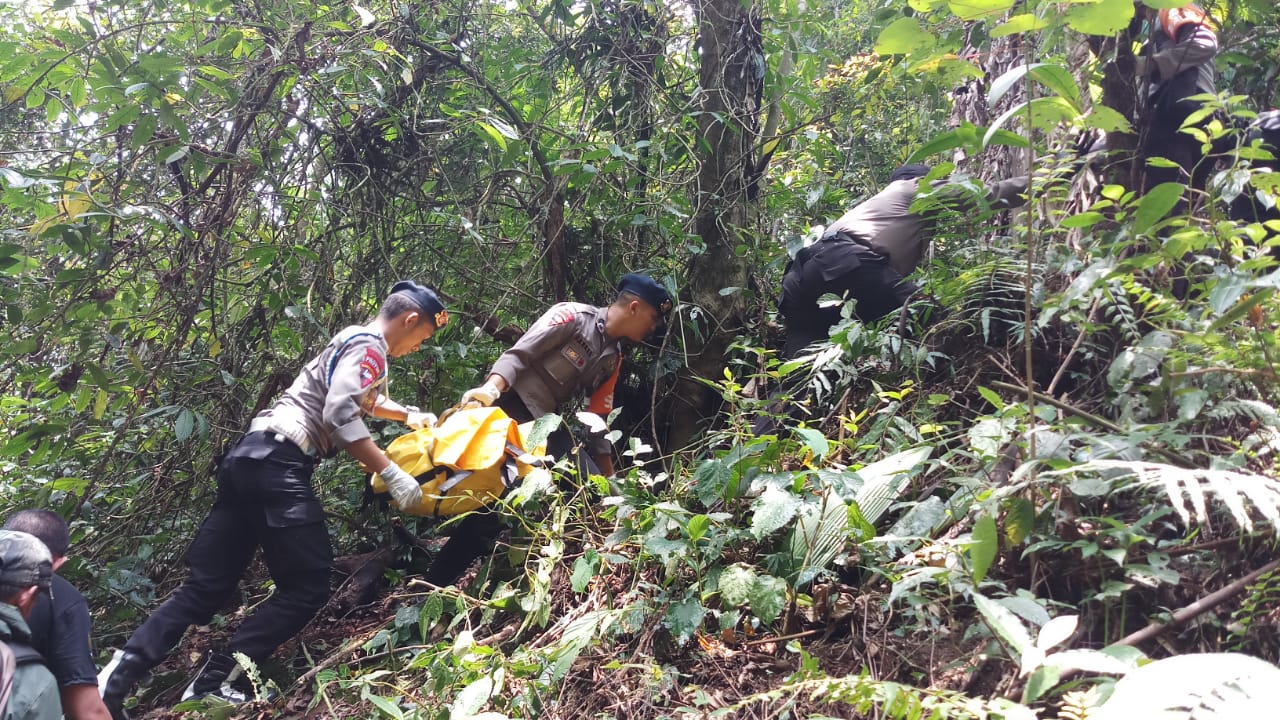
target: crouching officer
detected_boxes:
[779,163,1028,358]
[101,281,448,719]
[424,272,672,587]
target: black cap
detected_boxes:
[618,273,673,314]
[890,163,931,182]
[0,530,53,596]
[391,281,449,328]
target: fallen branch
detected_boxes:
[1117,557,1280,647]
[292,618,393,690]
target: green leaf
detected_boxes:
[973,593,1033,656]
[1004,497,1035,546]
[693,458,733,506]
[991,13,1049,38]
[970,514,999,584]
[1133,182,1185,234]
[474,121,507,151]
[874,17,936,56]
[663,596,706,644]
[977,385,1004,409]
[719,564,756,606]
[947,0,1016,20]
[686,514,710,543]
[175,408,194,441]
[793,426,829,460]
[1060,211,1105,229]
[451,676,494,717]
[748,574,788,624]
[1028,64,1082,111]
[1085,105,1133,133]
[570,552,598,593]
[367,694,404,720]
[752,486,800,539]
[1065,0,1135,36]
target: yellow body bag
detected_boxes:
[370,406,546,516]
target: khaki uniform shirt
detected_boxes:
[489,303,622,455]
[256,325,388,458]
[825,176,1029,277]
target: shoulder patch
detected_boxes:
[358,348,385,389]
[548,307,576,327]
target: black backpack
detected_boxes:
[0,640,44,718]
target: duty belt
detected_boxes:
[821,230,887,259]
[248,416,316,456]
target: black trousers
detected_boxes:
[779,242,919,359]
[423,394,596,587]
[124,433,331,667]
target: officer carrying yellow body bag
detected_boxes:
[369,406,548,516]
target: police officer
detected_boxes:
[101,281,448,719]
[424,272,672,587]
[1133,2,1218,194]
[779,164,1028,358]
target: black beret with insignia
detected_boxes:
[617,273,673,315]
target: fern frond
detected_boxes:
[1207,399,1280,428]
[1057,686,1101,720]
[729,672,1039,720]
[1043,460,1280,531]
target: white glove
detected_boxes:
[381,462,422,508]
[405,411,437,430]
[460,381,501,409]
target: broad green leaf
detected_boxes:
[973,593,1033,656]
[793,426,829,460]
[1065,0,1135,36]
[686,514,710,542]
[570,553,597,592]
[752,485,800,539]
[367,694,404,720]
[947,0,1016,20]
[970,514,998,584]
[719,564,756,606]
[1028,64,1082,111]
[451,676,494,717]
[663,597,706,644]
[874,17,935,56]
[1085,105,1133,133]
[1133,182,1185,234]
[175,408,194,441]
[1004,498,1035,545]
[693,458,733,506]
[1023,665,1062,703]
[474,121,507,151]
[748,574,787,624]
[93,389,108,419]
[1037,615,1078,651]
[991,13,1049,38]
[852,446,932,524]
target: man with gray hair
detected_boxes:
[0,529,61,720]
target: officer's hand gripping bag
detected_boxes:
[370,406,548,516]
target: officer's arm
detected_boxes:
[488,306,580,389]
[345,437,393,474]
[323,339,385,450]
[60,684,111,720]
[987,176,1030,209]
[370,394,413,422]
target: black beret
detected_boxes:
[890,163,931,182]
[618,273,673,315]
[391,281,449,328]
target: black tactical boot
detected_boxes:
[182,651,239,701]
[101,649,153,720]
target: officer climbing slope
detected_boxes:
[423,272,672,587]
[100,281,448,719]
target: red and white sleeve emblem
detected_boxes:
[358,348,386,389]
[547,307,576,327]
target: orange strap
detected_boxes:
[1158,5,1215,37]
[586,355,621,416]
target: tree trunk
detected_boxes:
[664,0,763,450]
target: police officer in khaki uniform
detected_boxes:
[102,282,448,719]
[423,272,672,586]
[780,164,1028,358]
